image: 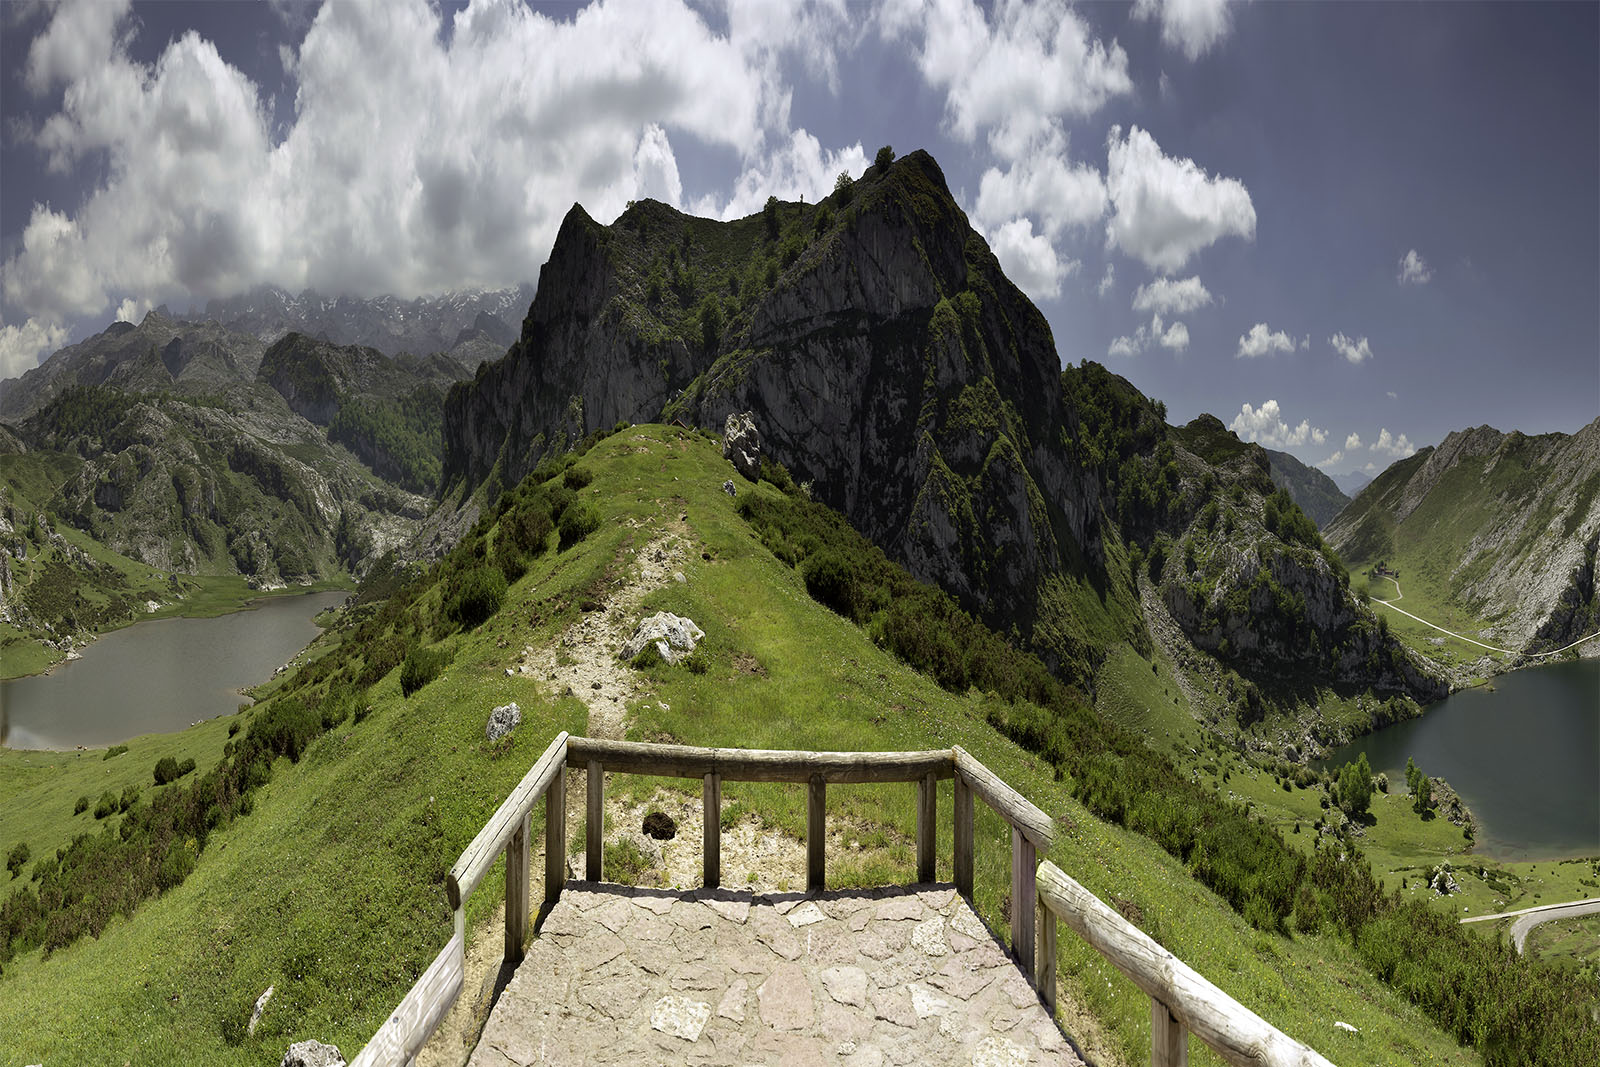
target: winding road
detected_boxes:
[1460,897,1600,952]
[1368,575,1600,658]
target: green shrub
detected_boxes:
[400,645,450,697]
[103,744,128,761]
[802,549,857,620]
[493,540,528,583]
[759,457,796,495]
[153,757,180,785]
[445,564,506,629]
[558,502,601,550]
[6,844,28,879]
[629,643,664,670]
[563,467,593,490]
[93,791,117,819]
[506,505,554,556]
[118,784,140,813]
[874,144,894,171]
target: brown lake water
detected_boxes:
[0,591,347,751]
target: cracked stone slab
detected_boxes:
[650,995,711,1042]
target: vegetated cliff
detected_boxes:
[1325,418,1600,651]
[1265,448,1349,528]
[442,150,1438,702]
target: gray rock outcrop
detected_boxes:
[486,702,522,742]
[281,1039,345,1067]
[723,412,761,480]
[619,612,705,665]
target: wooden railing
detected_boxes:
[1035,861,1336,1067]
[352,734,1331,1067]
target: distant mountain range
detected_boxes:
[1264,449,1350,528]
[1328,469,1373,497]
[170,282,534,366]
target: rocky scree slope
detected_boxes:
[1325,418,1600,651]
[443,151,1438,701]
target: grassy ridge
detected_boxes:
[0,426,1564,1065]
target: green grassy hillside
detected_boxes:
[2,427,1588,1065]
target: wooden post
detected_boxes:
[505,811,530,961]
[586,759,603,881]
[703,772,721,889]
[1037,894,1056,1015]
[1151,998,1187,1067]
[807,774,826,893]
[1011,827,1036,980]
[916,772,937,883]
[545,761,566,904]
[953,773,974,898]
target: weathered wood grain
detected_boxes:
[953,774,974,899]
[348,932,463,1067]
[586,759,602,882]
[1036,861,1335,1067]
[566,737,954,784]
[952,746,1053,849]
[544,763,566,905]
[916,773,937,883]
[807,775,826,892]
[447,732,568,910]
[703,772,721,889]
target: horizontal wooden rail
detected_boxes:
[1035,861,1335,1067]
[566,736,955,784]
[952,746,1053,849]
[348,932,463,1067]
[448,732,568,910]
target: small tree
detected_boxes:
[6,842,29,879]
[699,295,723,351]
[833,170,854,206]
[763,195,780,241]
[1337,753,1374,817]
[874,144,895,171]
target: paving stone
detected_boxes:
[911,914,950,956]
[715,979,748,1022]
[650,994,711,1041]
[757,961,814,1030]
[820,964,869,1006]
[469,886,1077,1066]
[786,900,827,927]
[876,896,926,922]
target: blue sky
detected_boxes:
[2,0,1595,477]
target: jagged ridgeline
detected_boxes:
[443,150,1437,700]
[1325,419,1600,652]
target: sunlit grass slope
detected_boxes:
[0,426,1479,1066]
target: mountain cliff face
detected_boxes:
[1325,419,1600,651]
[445,152,1106,668]
[1265,449,1349,528]
[442,151,1437,702]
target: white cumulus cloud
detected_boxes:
[882,0,1132,161]
[989,217,1077,301]
[1105,125,1255,273]
[1345,432,1362,451]
[1229,399,1326,448]
[1131,274,1211,315]
[1316,450,1344,470]
[1398,248,1432,285]
[1235,322,1296,359]
[1330,332,1373,364]
[2,0,844,373]
[0,317,71,381]
[1370,428,1415,457]
[1132,0,1234,61]
[1097,263,1116,298]
[1107,311,1188,356]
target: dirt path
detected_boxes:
[1371,575,1600,658]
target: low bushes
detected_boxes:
[153,756,197,786]
[399,645,450,697]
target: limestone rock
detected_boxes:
[618,612,704,666]
[722,479,737,497]
[485,702,521,742]
[281,1039,345,1067]
[723,412,762,481]
[248,984,275,1036]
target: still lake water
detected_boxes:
[1321,658,1600,861]
[0,591,347,751]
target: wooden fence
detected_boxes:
[351,733,1333,1067]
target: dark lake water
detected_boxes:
[1321,659,1600,861]
[0,591,347,751]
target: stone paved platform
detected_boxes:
[468,883,1083,1067]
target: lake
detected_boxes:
[0,591,348,751]
[1321,658,1600,861]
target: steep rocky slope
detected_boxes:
[1265,448,1349,528]
[1325,419,1600,651]
[442,151,1437,702]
